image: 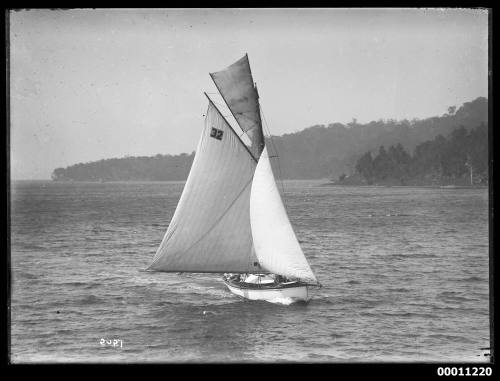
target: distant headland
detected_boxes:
[52,97,488,185]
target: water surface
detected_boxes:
[10,180,490,362]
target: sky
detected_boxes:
[9,8,489,179]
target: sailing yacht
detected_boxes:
[147,54,321,302]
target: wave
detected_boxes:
[438,291,472,302]
[61,281,102,289]
[202,310,218,316]
[410,253,437,259]
[345,280,360,285]
[16,271,39,280]
[463,276,485,282]
[381,311,438,319]
[426,334,475,344]
[78,295,102,305]
[389,287,410,293]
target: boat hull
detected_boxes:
[223,280,310,302]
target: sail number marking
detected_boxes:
[210,127,224,141]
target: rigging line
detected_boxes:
[259,103,289,211]
[260,109,282,182]
[266,129,290,213]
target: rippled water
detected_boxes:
[10,180,490,363]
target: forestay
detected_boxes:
[148,102,260,273]
[210,54,264,158]
[250,146,318,283]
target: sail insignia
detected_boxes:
[210,127,224,141]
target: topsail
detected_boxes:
[210,54,264,158]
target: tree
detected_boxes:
[372,146,393,180]
[355,151,374,184]
[354,122,487,185]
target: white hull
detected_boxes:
[224,281,310,302]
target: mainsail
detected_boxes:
[148,101,260,273]
[250,146,318,283]
[210,54,264,158]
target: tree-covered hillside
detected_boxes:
[350,123,488,186]
[52,97,487,182]
[52,153,194,181]
[267,97,487,179]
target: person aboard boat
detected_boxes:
[225,273,241,282]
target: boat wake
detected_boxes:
[265,296,300,305]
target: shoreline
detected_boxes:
[322,183,488,189]
[11,178,489,189]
